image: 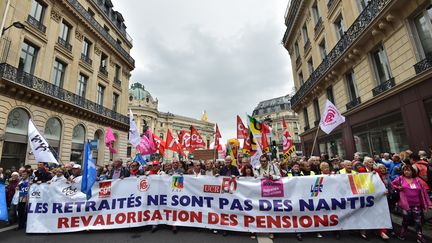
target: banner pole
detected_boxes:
[310,126,320,157]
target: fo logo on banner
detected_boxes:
[261,179,284,197]
[138,178,150,192]
[310,177,324,197]
[203,177,237,194]
[99,181,112,198]
[172,176,184,192]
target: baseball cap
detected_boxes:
[72,164,81,169]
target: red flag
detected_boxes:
[179,130,194,152]
[282,117,295,159]
[261,129,270,154]
[190,125,206,149]
[236,115,248,139]
[153,134,166,155]
[282,117,293,154]
[165,129,186,157]
[242,129,252,156]
[214,124,221,148]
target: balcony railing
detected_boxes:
[114,78,121,87]
[26,15,46,33]
[99,66,108,76]
[346,97,361,110]
[372,78,395,96]
[290,0,391,108]
[57,37,72,52]
[0,63,129,125]
[81,54,93,66]
[67,0,135,67]
[304,125,310,132]
[414,54,432,74]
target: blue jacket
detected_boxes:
[388,161,402,181]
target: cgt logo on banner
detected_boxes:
[99,181,112,198]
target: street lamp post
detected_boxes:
[2,21,25,36]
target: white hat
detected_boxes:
[72,164,81,169]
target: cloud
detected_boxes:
[113,0,293,142]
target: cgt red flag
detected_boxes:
[166,129,186,157]
[179,130,194,153]
[214,124,221,148]
[282,117,294,155]
[153,134,166,155]
[190,125,206,149]
[236,115,248,139]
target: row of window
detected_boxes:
[29,0,124,81]
[296,2,432,87]
[19,39,120,112]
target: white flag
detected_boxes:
[129,109,141,147]
[250,132,263,169]
[319,100,346,134]
[28,120,58,164]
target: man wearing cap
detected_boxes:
[33,162,52,184]
[70,164,82,184]
[146,161,165,175]
[108,158,129,179]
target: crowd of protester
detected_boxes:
[1,149,432,242]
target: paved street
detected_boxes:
[0,225,422,243]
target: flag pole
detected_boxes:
[310,126,320,157]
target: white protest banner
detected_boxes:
[319,100,345,134]
[28,119,58,164]
[27,173,391,233]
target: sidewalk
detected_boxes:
[391,213,432,240]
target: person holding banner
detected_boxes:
[255,155,280,179]
[108,159,129,179]
[48,168,67,183]
[219,156,239,177]
[33,162,52,184]
[204,160,219,176]
[17,169,31,230]
[129,161,144,176]
[392,164,432,243]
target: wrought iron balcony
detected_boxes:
[80,53,93,66]
[0,63,129,125]
[372,78,395,96]
[314,17,323,36]
[346,97,361,110]
[66,0,135,67]
[414,54,432,74]
[99,66,108,76]
[26,15,46,33]
[57,37,72,52]
[114,78,121,87]
[304,39,311,53]
[290,0,391,108]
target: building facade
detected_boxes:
[128,83,215,160]
[252,95,301,157]
[283,0,432,159]
[0,0,134,168]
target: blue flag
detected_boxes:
[133,153,147,165]
[81,142,97,200]
[0,183,7,221]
